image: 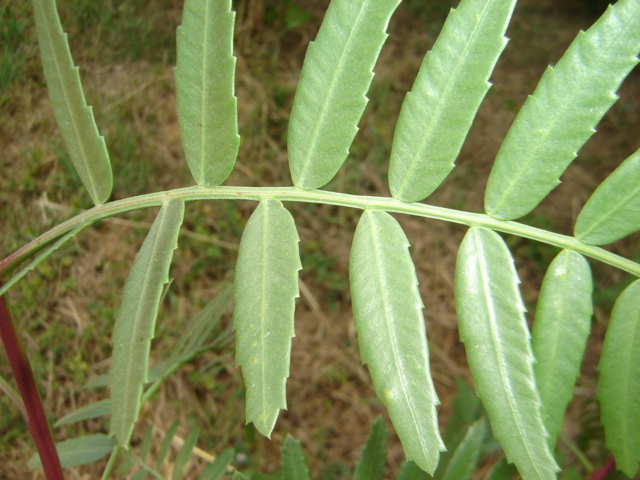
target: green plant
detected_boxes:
[1,0,639,479]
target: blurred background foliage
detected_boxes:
[0,0,638,478]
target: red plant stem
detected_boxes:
[0,290,64,480]
[589,457,616,480]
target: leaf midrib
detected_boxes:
[472,229,542,478]
[296,1,368,184]
[367,214,429,457]
[395,0,496,198]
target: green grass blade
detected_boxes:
[397,461,429,480]
[108,200,185,447]
[354,417,387,480]
[176,0,239,186]
[32,0,112,205]
[54,398,111,427]
[485,0,640,220]
[439,419,487,480]
[598,279,640,477]
[531,250,592,448]
[350,210,444,474]
[232,472,250,480]
[575,147,640,245]
[157,420,180,471]
[199,448,234,480]
[281,435,312,480]
[288,0,401,189]
[455,227,558,480]
[28,434,114,469]
[234,199,301,437]
[389,0,516,202]
[172,425,200,480]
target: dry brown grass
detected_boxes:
[1,0,639,478]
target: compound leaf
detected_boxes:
[32,0,112,205]
[575,147,640,245]
[598,279,640,478]
[390,0,516,202]
[485,0,640,220]
[350,210,444,474]
[28,434,114,469]
[532,250,592,448]
[234,199,301,437]
[288,0,401,189]
[109,200,185,447]
[455,227,558,480]
[176,0,239,186]
[354,417,387,480]
[282,436,311,480]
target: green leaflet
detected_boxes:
[199,448,234,480]
[176,0,239,186]
[389,0,516,202]
[27,434,114,469]
[172,426,200,480]
[54,398,111,427]
[157,420,181,471]
[282,436,312,480]
[455,227,558,480]
[288,0,401,189]
[354,417,387,480]
[32,0,112,205]
[575,147,640,245]
[485,0,640,220]
[109,200,185,447]
[234,199,301,436]
[598,279,640,477]
[531,250,592,448]
[350,210,444,474]
[439,419,487,480]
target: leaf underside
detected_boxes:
[32,0,113,205]
[234,199,301,437]
[485,0,640,220]
[389,0,516,202]
[350,210,444,474]
[176,0,239,186]
[455,227,558,480]
[109,200,185,447]
[575,147,640,245]
[531,250,592,448]
[598,279,640,478]
[288,0,401,189]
